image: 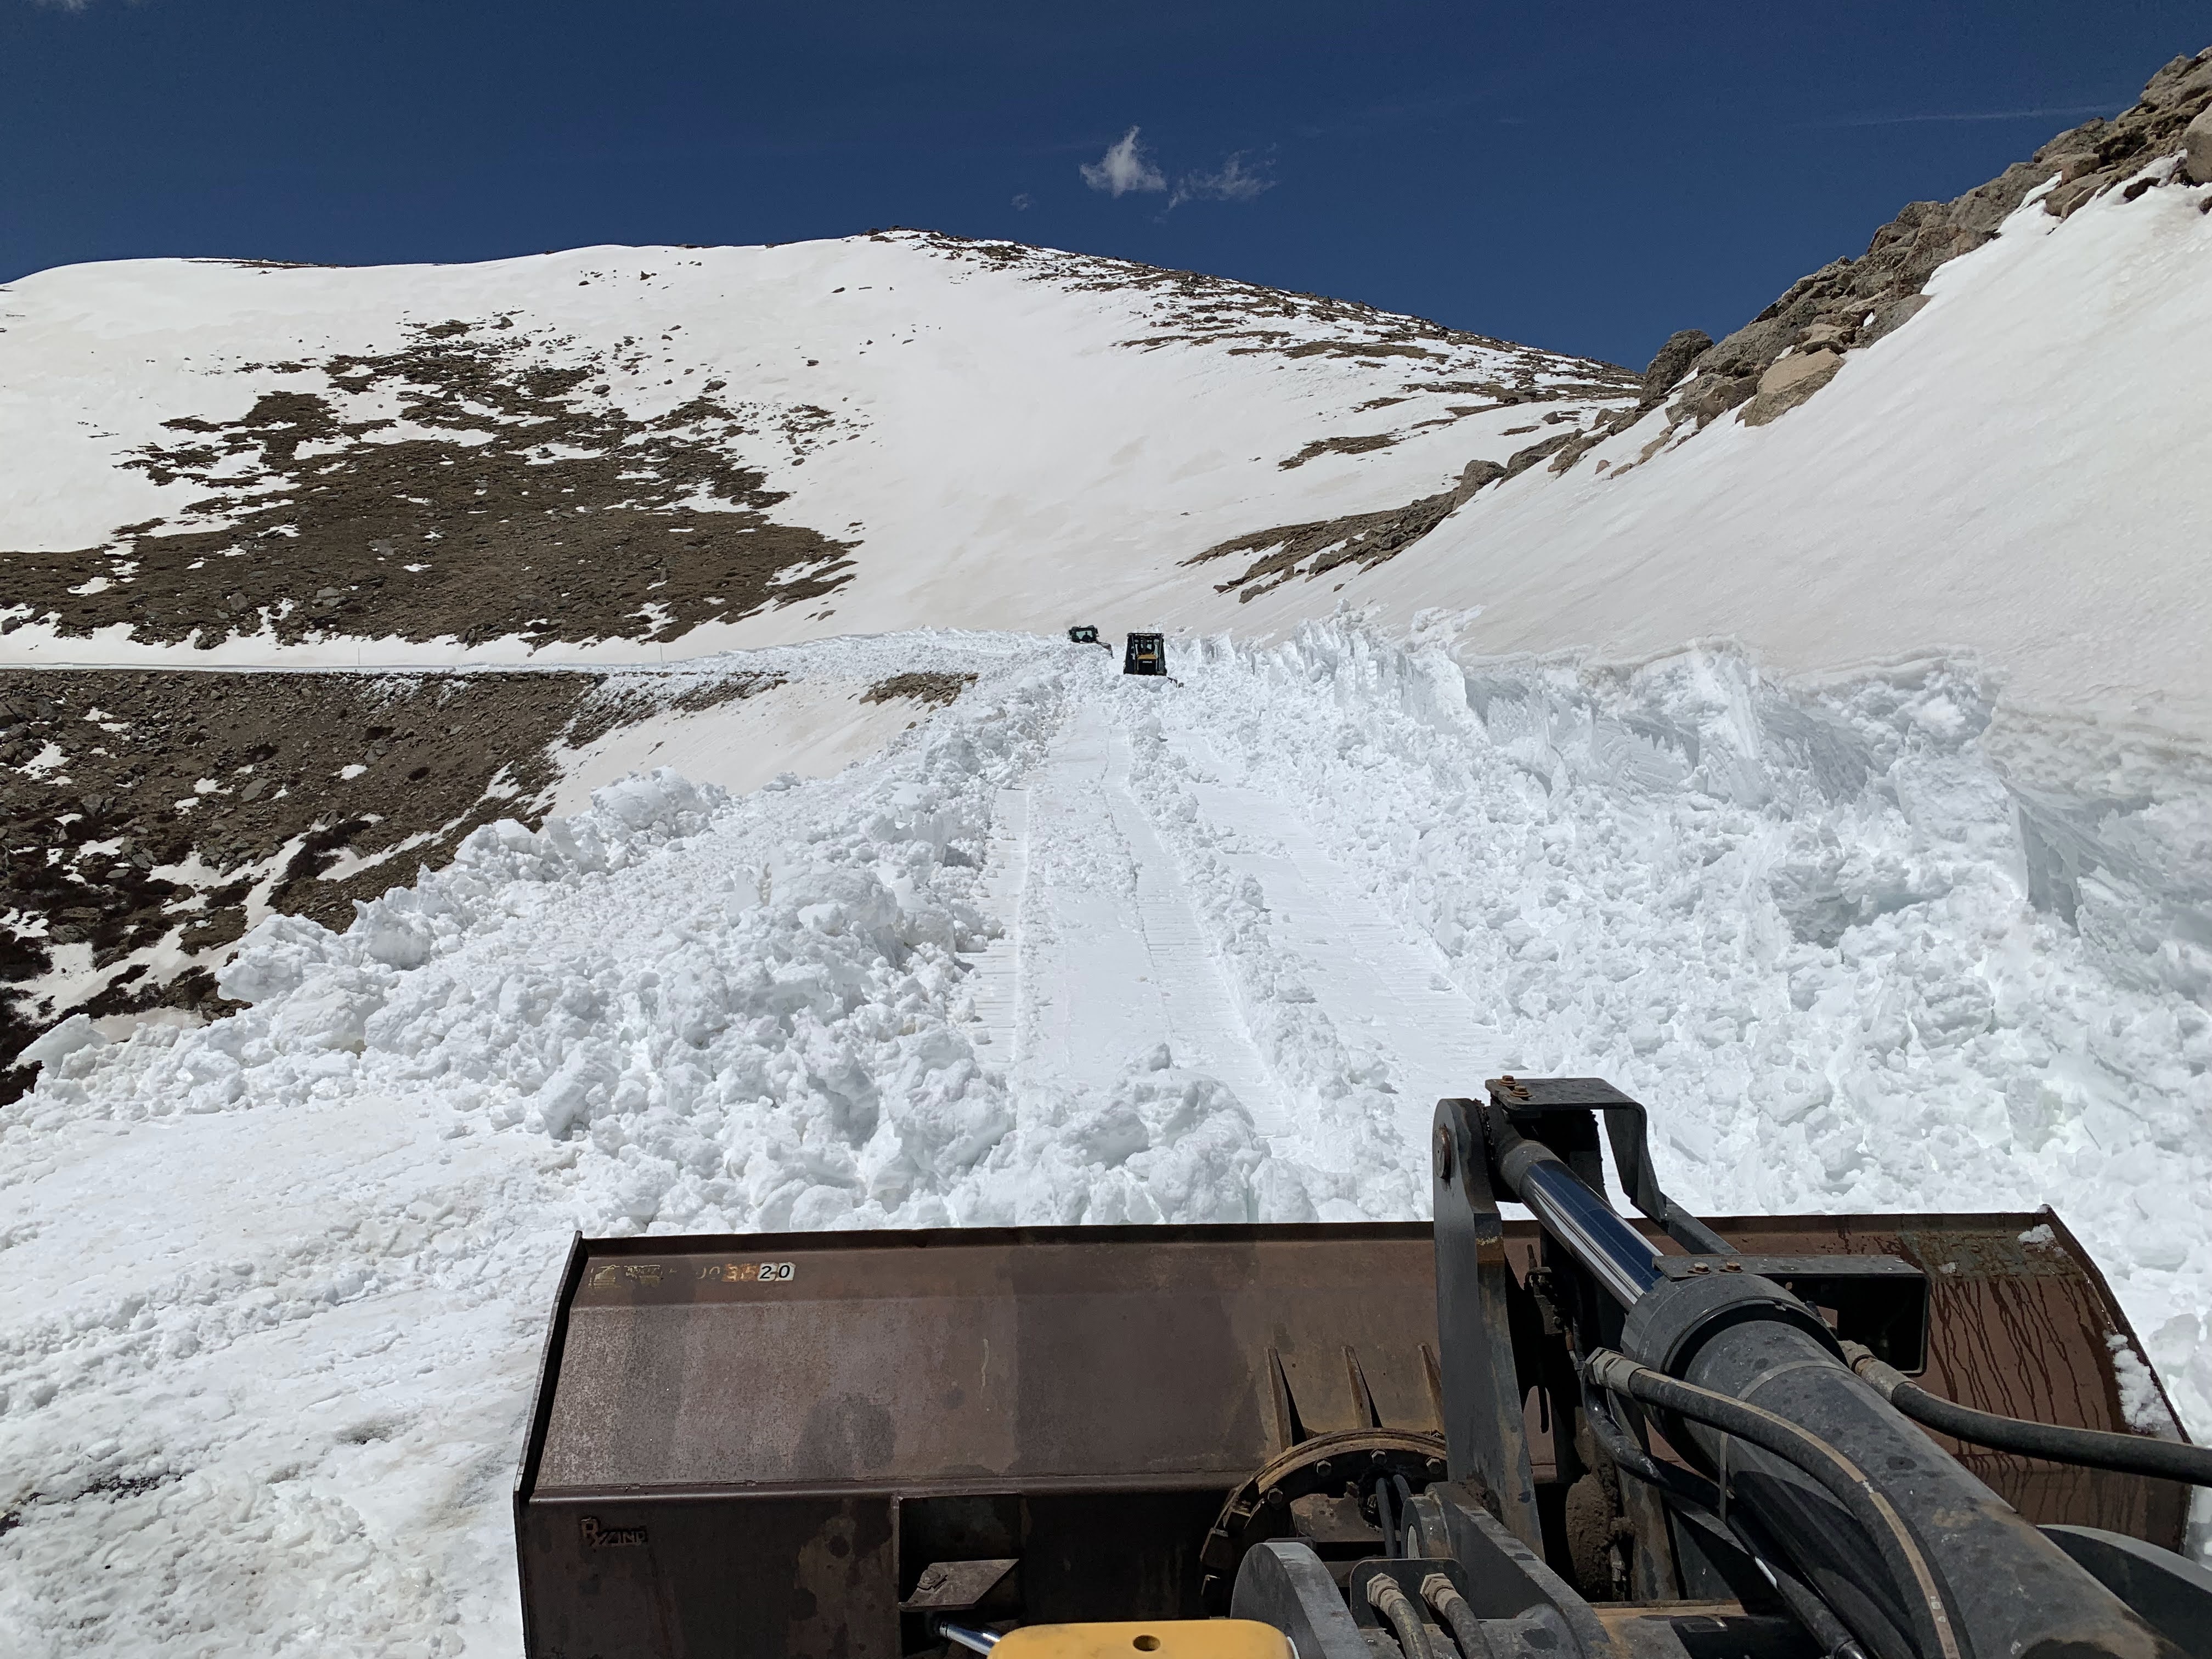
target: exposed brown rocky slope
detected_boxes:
[1,320,854,652]
[1618,43,2212,443]
[0,667,789,1101]
[1187,43,2212,594]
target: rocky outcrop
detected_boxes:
[1183,456,1505,602]
[1741,348,1843,427]
[1638,329,1712,407]
[1119,43,2211,600]
[1570,44,2212,452]
[2185,105,2212,185]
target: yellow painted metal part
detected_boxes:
[991,1621,1294,1659]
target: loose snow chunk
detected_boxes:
[218,912,348,1003]
[17,1012,109,1072]
[2106,1335,2175,1435]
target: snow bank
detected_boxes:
[1148,623,2212,1431]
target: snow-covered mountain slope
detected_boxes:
[5,626,2209,1654]
[7,47,2212,1647]
[2,52,2207,746]
[0,230,1633,664]
[1284,161,2212,734]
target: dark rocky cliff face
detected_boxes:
[1621,44,2212,444]
[1182,42,2212,591]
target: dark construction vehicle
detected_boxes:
[1123,632,1167,676]
[513,1077,2212,1659]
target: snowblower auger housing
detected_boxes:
[513,1079,2205,1659]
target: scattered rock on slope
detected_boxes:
[0,321,855,651]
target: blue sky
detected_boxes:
[4,2,2204,366]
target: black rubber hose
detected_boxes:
[1419,1572,1498,1659]
[1585,1350,1964,1659]
[1583,1380,1865,1659]
[1843,1341,2212,1487]
[1376,1473,1400,1558]
[1725,1510,1872,1659]
[1367,1574,1437,1659]
[1581,1380,1722,1510]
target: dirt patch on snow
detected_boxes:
[1186,457,1523,602]
[861,671,975,708]
[0,321,855,651]
[1279,434,1398,470]
[0,665,774,1100]
[1190,425,1592,601]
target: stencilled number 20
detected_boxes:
[697,1260,798,1284]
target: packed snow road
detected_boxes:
[4,624,2210,1654]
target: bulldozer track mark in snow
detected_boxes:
[1172,765,1497,1156]
[965,784,1029,1071]
[1002,700,1285,1139]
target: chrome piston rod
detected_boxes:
[1494,1136,1660,1306]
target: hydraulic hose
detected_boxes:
[1582,1378,1864,1659]
[1723,1511,1872,1659]
[1585,1349,1963,1659]
[1419,1573,1498,1659]
[1581,1379,1721,1510]
[1376,1473,1400,1558]
[1843,1341,2212,1487]
[1367,1573,1437,1659]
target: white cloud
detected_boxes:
[1080,127,1166,197]
[1011,191,1034,211]
[1170,151,1276,208]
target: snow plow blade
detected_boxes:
[513,1188,2193,1656]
